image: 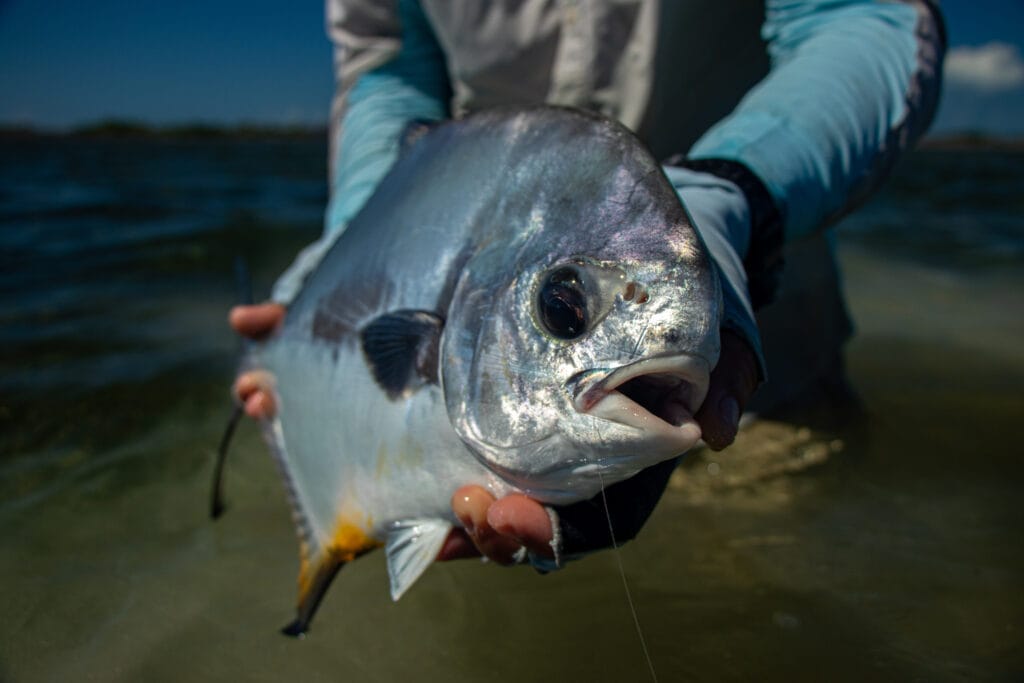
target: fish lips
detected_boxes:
[570,354,711,457]
[470,356,710,505]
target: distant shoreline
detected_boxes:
[1,120,1022,150]
[0,120,327,141]
[916,133,1024,152]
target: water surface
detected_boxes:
[1,140,1021,681]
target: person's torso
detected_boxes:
[421,0,770,159]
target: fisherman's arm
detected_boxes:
[238,0,949,567]
[667,0,944,379]
[232,0,450,417]
[272,0,452,303]
[544,0,946,562]
[685,0,945,247]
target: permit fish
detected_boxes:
[223,106,721,635]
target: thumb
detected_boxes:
[695,330,759,450]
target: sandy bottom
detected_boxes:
[1,250,1021,682]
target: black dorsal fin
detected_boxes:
[360,310,444,400]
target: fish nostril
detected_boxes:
[624,282,650,305]
[664,328,681,345]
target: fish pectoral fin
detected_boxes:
[361,310,444,400]
[385,518,452,601]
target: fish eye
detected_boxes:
[537,267,588,340]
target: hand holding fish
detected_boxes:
[220,108,760,634]
[228,310,759,564]
[230,303,560,563]
[230,303,285,420]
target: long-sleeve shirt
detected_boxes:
[271,0,944,560]
[318,0,944,246]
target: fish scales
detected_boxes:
[245,106,721,634]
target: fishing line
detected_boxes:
[595,467,659,683]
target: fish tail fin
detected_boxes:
[209,256,256,519]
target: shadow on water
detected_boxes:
[0,140,1021,681]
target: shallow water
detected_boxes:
[1,140,1021,681]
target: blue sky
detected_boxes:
[0,0,333,128]
[1,1,1022,136]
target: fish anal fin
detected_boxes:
[283,556,342,638]
[385,518,452,601]
[284,524,382,637]
[361,310,444,400]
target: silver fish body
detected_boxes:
[250,107,721,633]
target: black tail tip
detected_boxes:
[281,619,308,639]
[210,500,226,520]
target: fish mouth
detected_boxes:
[570,355,710,450]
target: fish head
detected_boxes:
[441,109,722,504]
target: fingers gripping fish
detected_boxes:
[224,107,721,635]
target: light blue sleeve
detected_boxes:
[689,0,944,242]
[324,0,450,237]
[272,0,449,303]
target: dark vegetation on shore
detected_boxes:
[917,131,1024,151]
[2,119,1023,149]
[0,119,327,140]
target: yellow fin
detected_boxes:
[284,517,382,637]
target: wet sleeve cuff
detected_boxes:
[539,456,681,565]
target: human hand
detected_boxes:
[438,486,555,563]
[226,301,551,563]
[440,162,767,564]
[435,328,758,564]
[229,302,285,419]
[227,301,556,565]
[228,300,756,564]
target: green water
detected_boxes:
[1,141,1021,681]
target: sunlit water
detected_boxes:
[1,139,1021,681]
